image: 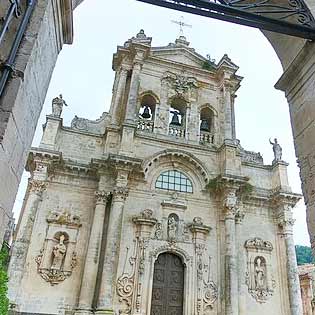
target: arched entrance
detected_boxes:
[151,253,184,315]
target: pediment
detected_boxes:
[150,46,207,69]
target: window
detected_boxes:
[155,170,193,193]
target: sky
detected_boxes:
[13,0,310,245]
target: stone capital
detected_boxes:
[95,190,111,205]
[113,187,129,201]
[29,179,46,195]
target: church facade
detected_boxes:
[8,30,302,315]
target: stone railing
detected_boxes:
[137,119,154,133]
[199,131,214,145]
[169,125,185,138]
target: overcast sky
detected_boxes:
[13,0,310,245]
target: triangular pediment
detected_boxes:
[150,46,208,69]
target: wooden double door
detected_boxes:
[150,253,184,315]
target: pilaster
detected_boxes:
[8,171,47,303]
[235,210,246,315]
[223,186,239,315]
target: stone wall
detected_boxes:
[0,0,73,244]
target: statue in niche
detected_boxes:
[168,215,178,241]
[255,257,266,289]
[51,234,67,272]
[52,94,67,117]
[269,138,282,162]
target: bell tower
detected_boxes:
[106,30,242,156]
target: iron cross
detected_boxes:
[171,16,192,36]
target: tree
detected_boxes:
[0,245,9,315]
[295,245,314,265]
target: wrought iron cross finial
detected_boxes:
[171,16,192,36]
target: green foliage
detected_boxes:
[0,245,9,315]
[206,176,224,193]
[295,245,314,265]
[202,61,214,71]
[206,176,253,197]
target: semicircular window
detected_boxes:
[155,170,193,193]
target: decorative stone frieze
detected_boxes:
[47,210,82,228]
[245,237,273,252]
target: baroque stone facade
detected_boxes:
[8,31,303,315]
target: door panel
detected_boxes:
[151,253,184,315]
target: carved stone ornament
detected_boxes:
[47,211,82,228]
[95,190,110,204]
[35,233,77,286]
[245,237,273,252]
[29,180,46,194]
[162,71,198,99]
[71,115,88,130]
[245,238,275,303]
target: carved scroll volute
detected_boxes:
[132,209,157,238]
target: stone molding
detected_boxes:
[143,149,209,184]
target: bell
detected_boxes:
[141,105,151,119]
[200,119,210,132]
[170,110,181,126]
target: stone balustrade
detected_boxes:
[169,125,185,138]
[199,131,214,145]
[137,119,154,132]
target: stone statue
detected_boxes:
[269,138,282,162]
[168,216,177,240]
[255,257,265,289]
[51,234,67,271]
[52,94,67,117]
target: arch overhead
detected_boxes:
[143,149,209,186]
[149,243,192,266]
[138,90,160,105]
[199,103,218,117]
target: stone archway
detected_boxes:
[1,0,315,252]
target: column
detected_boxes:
[125,59,142,124]
[274,193,303,315]
[224,188,239,315]
[110,66,129,126]
[75,190,110,315]
[96,187,128,314]
[223,83,233,140]
[8,179,46,302]
[280,218,303,315]
[235,211,246,315]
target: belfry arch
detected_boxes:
[1,0,315,251]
